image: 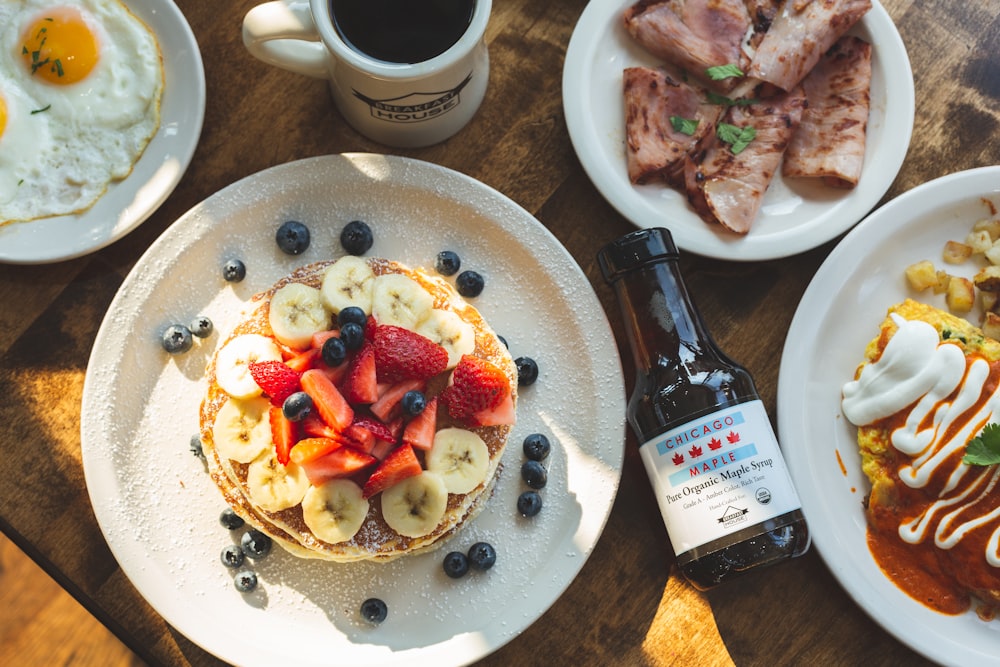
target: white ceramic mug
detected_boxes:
[242,0,491,148]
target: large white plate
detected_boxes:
[778,166,1000,666]
[80,154,626,666]
[562,0,914,261]
[0,0,205,265]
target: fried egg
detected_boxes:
[0,0,163,225]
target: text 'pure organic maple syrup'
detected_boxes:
[597,227,809,590]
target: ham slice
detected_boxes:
[623,67,722,186]
[624,0,751,90]
[746,0,871,92]
[684,85,806,233]
[782,35,872,188]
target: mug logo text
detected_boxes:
[353,73,472,124]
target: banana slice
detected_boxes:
[370,273,434,330]
[215,333,283,399]
[246,451,310,512]
[416,309,477,369]
[320,256,376,315]
[212,396,273,463]
[425,428,490,494]
[301,478,369,544]
[381,471,448,538]
[268,282,331,349]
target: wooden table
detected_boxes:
[1,0,994,664]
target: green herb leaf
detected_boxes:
[716,123,756,155]
[31,104,51,115]
[669,115,699,136]
[706,64,744,81]
[706,91,759,107]
[964,423,1000,466]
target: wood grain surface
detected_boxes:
[2,0,998,665]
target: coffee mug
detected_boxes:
[242,0,491,148]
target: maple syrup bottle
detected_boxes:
[598,228,809,590]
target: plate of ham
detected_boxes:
[563,0,914,261]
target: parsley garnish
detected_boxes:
[670,115,699,136]
[964,423,1000,466]
[716,123,756,155]
[706,64,744,81]
[707,91,759,107]
[31,104,51,114]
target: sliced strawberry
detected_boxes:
[352,415,397,444]
[248,360,302,406]
[469,390,516,426]
[372,325,449,382]
[301,368,354,430]
[269,405,297,465]
[371,438,397,461]
[342,344,378,404]
[301,447,376,486]
[343,423,377,454]
[302,412,339,439]
[285,347,322,372]
[311,329,339,349]
[402,397,438,450]
[370,378,425,422]
[441,355,510,421]
[364,315,378,343]
[289,436,342,465]
[362,443,422,498]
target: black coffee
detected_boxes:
[331,0,475,64]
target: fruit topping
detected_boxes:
[301,368,354,431]
[467,541,496,571]
[360,597,388,624]
[234,570,258,593]
[321,255,374,314]
[222,258,247,282]
[521,460,547,489]
[248,360,302,406]
[216,334,283,399]
[221,544,245,569]
[340,220,374,256]
[442,551,470,578]
[522,433,551,461]
[455,270,484,297]
[289,436,342,465]
[268,282,331,349]
[190,434,205,460]
[190,316,214,338]
[321,336,347,367]
[401,389,427,416]
[402,396,437,451]
[370,378,425,422]
[426,428,490,494]
[373,325,449,382]
[380,471,448,537]
[515,356,539,386]
[269,406,297,465]
[213,396,273,463]
[435,250,461,276]
[302,479,369,543]
[517,490,542,517]
[338,305,367,328]
[342,344,379,403]
[246,452,310,511]
[219,507,245,530]
[440,354,511,425]
[339,321,365,350]
[241,529,273,559]
[363,443,422,498]
[352,415,397,445]
[276,220,310,255]
[299,447,376,486]
[162,324,193,354]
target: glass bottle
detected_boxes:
[597,227,809,590]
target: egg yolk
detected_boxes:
[0,94,6,139]
[20,8,100,85]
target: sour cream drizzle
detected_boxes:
[842,314,1000,567]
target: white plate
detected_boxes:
[80,154,626,667]
[0,0,205,265]
[562,0,914,261]
[778,166,1000,667]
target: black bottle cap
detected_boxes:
[597,228,679,283]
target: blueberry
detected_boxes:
[522,433,551,461]
[340,321,365,350]
[221,544,245,569]
[340,220,373,256]
[517,490,543,517]
[360,597,388,624]
[321,336,347,367]
[220,507,245,530]
[435,250,461,276]
[282,391,314,422]
[161,324,193,354]
[401,390,426,416]
[467,542,496,571]
[521,460,547,489]
[241,529,272,559]
[338,306,367,328]
[442,551,469,578]
[234,569,258,593]
[515,356,539,386]
[190,434,205,460]
[189,315,214,338]
[276,220,310,255]
[455,270,484,297]
[497,334,508,349]
[222,258,246,282]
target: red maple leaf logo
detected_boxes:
[672,452,685,466]
[689,445,703,458]
[708,437,723,450]
[727,431,740,444]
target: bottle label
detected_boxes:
[637,400,802,557]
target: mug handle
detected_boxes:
[242,0,328,79]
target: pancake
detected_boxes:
[199,257,516,562]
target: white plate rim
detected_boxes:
[0,0,206,265]
[562,0,914,261]
[778,165,1000,666]
[79,153,627,666]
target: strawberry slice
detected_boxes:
[285,347,322,372]
[302,412,339,439]
[248,360,302,406]
[372,325,448,382]
[300,447,376,486]
[352,415,397,444]
[402,397,438,450]
[301,368,354,430]
[362,443,422,498]
[370,378,425,422]
[371,439,397,461]
[469,390,515,427]
[440,354,510,422]
[269,406,297,465]
[343,423,377,454]
[342,344,378,404]
[289,436,342,465]
[310,329,339,349]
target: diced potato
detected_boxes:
[966,229,993,253]
[946,276,975,313]
[942,240,973,264]
[974,265,1000,292]
[904,260,939,291]
[981,291,998,313]
[983,311,1000,341]
[931,270,951,294]
[985,240,1000,265]
[973,218,1000,241]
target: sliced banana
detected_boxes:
[321,255,376,315]
[425,428,490,494]
[215,333,283,399]
[212,396,273,463]
[301,478,369,544]
[381,471,448,538]
[246,451,310,512]
[416,309,476,369]
[370,273,434,330]
[268,282,331,349]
